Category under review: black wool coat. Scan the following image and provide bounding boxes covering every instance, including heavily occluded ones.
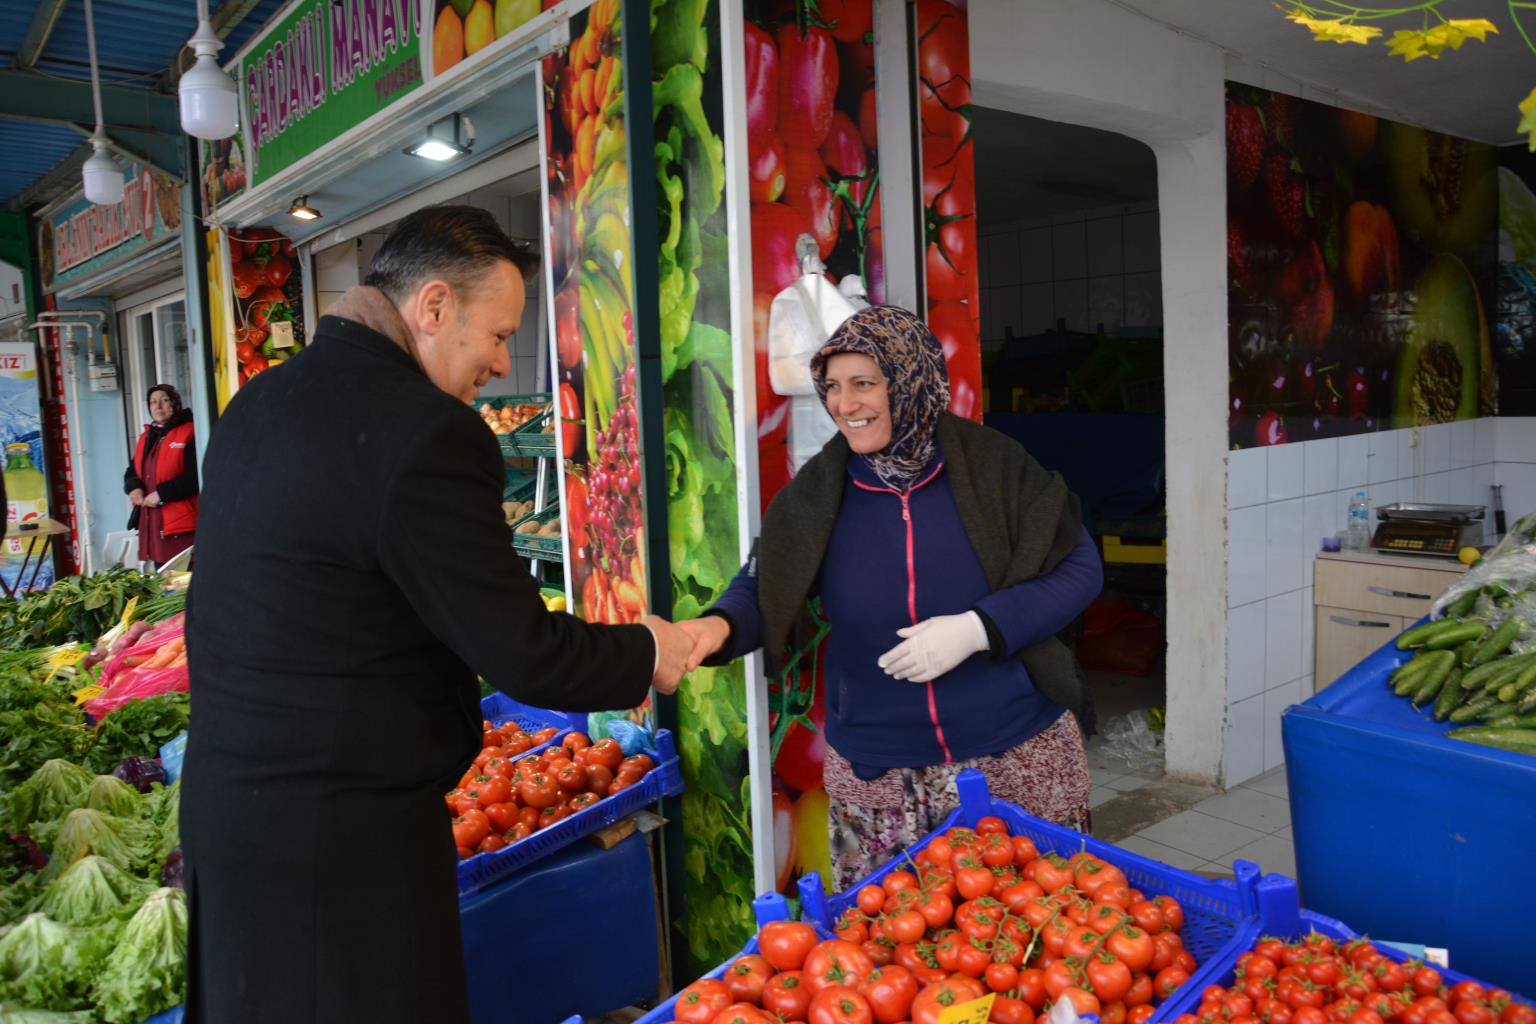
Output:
[181,315,653,1023]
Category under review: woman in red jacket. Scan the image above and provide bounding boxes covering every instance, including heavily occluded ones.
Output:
[124,384,198,566]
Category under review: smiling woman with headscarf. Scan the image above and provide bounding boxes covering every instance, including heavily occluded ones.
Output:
[681,306,1104,886]
[124,383,198,567]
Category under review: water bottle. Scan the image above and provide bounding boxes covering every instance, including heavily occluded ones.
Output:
[1346,491,1371,551]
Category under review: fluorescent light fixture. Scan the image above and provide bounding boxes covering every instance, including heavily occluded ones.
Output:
[178,5,239,140]
[288,195,321,221]
[82,131,124,206]
[405,114,474,161]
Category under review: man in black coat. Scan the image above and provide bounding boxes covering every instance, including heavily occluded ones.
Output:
[182,206,692,1023]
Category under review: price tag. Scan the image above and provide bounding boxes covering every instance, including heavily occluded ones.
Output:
[938,993,996,1024]
[72,684,107,706]
[271,321,295,349]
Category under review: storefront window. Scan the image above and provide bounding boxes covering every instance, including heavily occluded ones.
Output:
[121,295,190,442]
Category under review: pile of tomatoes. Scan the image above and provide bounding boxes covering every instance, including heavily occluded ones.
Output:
[664,816,1199,1024]
[445,722,655,860]
[1174,934,1533,1024]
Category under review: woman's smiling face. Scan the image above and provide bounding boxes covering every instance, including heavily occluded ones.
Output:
[821,352,891,454]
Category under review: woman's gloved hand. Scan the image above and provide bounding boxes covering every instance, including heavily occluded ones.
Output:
[878,611,989,682]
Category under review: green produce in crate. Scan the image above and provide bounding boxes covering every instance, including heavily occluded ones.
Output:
[1413,663,1458,707]
[1423,622,1486,650]
[1449,693,1501,722]
[1466,618,1521,666]
[1433,677,1463,720]
[1395,618,1470,649]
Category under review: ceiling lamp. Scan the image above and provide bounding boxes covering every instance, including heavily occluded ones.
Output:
[405,114,474,161]
[80,0,122,206]
[178,0,239,140]
[288,196,321,221]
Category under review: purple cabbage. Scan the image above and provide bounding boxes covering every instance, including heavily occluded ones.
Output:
[111,756,166,793]
[160,846,184,890]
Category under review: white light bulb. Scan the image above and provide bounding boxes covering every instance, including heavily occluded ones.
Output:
[82,139,123,206]
[178,20,239,140]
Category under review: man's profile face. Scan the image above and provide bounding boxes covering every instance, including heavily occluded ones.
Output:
[416,260,525,404]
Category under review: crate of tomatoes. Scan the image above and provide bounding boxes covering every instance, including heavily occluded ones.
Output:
[1176,874,1531,1024]
[450,727,682,896]
[787,769,1265,1024]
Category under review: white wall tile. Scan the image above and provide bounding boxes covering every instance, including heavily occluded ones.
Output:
[1020,228,1052,284]
[1123,272,1162,327]
[1053,279,1088,332]
[1019,283,1054,336]
[1303,438,1338,495]
[1474,463,1497,508]
[1225,694,1266,786]
[1268,444,1304,502]
[1086,217,1124,277]
[1422,471,1451,504]
[1451,420,1478,468]
[1300,587,1316,684]
[1368,430,1398,484]
[1476,418,1498,464]
[986,231,1021,290]
[1339,434,1369,489]
[1266,499,1304,597]
[1449,467,1478,505]
[1052,222,1088,279]
[1227,600,1268,704]
[1229,448,1267,510]
[1122,211,1160,273]
[1265,590,1304,689]
[1369,481,1399,531]
[1395,428,1417,481]
[1228,505,1268,608]
[1263,678,1306,772]
[1302,494,1338,586]
[1496,417,1536,464]
[1496,463,1536,528]
[1423,423,1451,475]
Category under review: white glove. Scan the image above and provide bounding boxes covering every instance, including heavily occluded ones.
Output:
[878,611,990,683]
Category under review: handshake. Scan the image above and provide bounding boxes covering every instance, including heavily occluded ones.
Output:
[640,614,733,694]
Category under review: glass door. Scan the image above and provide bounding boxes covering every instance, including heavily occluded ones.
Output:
[120,294,190,446]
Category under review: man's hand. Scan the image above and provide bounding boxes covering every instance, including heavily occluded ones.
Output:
[878,611,989,683]
[678,616,731,672]
[129,489,145,508]
[642,615,693,694]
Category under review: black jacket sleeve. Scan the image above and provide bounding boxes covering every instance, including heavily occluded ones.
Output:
[376,408,655,713]
[155,437,199,503]
[124,456,145,495]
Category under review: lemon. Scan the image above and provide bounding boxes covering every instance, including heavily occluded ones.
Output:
[1458,546,1481,566]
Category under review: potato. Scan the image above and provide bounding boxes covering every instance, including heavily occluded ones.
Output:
[539,521,562,537]
[516,521,540,535]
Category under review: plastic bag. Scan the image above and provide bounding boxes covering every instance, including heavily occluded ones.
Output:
[1429,512,1536,654]
[84,665,189,719]
[1100,708,1164,775]
[96,623,185,688]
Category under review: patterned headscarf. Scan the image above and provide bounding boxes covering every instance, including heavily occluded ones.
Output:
[811,305,950,491]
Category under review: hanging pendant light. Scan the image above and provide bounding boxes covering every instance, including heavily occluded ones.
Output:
[80,0,123,206]
[178,0,239,140]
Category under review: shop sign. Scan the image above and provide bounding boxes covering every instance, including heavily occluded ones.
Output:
[37,163,181,294]
[239,0,425,188]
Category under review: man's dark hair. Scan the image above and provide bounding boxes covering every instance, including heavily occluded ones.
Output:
[364,205,538,303]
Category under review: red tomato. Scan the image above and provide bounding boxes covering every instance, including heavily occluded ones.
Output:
[712,1002,773,1024]
[1061,988,1104,1016]
[772,788,798,892]
[861,966,920,1024]
[858,87,878,150]
[743,22,779,139]
[483,802,520,833]
[557,381,583,458]
[231,260,262,298]
[588,738,623,769]
[1154,897,1186,932]
[1126,973,1154,1008]
[749,130,788,205]
[783,143,839,259]
[235,340,256,364]
[555,283,581,370]
[810,986,875,1024]
[751,202,812,296]
[764,971,813,1020]
[915,0,971,138]
[516,773,559,810]
[804,940,877,995]
[987,962,1020,994]
[451,809,490,848]
[725,954,774,1005]
[1088,955,1135,1005]
[994,995,1036,1024]
[916,890,954,928]
[775,24,838,147]
[476,833,506,854]
[264,253,292,287]
[912,976,988,1024]
[1156,967,1192,999]
[819,0,873,44]
[1128,1005,1156,1024]
[1030,855,1075,894]
[760,920,821,972]
[821,111,868,180]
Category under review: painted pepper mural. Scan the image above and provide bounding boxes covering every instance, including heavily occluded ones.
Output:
[1227,84,1498,448]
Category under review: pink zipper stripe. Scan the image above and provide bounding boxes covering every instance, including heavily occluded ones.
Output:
[856,465,952,763]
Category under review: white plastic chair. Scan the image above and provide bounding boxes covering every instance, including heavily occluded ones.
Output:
[102,530,141,569]
[160,545,193,574]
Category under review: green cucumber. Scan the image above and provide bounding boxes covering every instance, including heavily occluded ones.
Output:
[1397,618,1474,650]
[1433,678,1464,721]
[1446,590,1480,619]
[1450,693,1501,723]
[1467,619,1522,666]
[1447,726,1536,755]
[1424,623,1488,650]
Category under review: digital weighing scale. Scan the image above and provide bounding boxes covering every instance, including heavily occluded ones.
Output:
[1370,503,1485,557]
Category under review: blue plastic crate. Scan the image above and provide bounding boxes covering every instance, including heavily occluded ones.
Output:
[456,728,682,896]
[479,691,571,755]
[636,893,835,1024]
[799,769,1263,1022]
[137,1006,184,1024]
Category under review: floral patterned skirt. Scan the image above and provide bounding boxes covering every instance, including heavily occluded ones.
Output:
[822,712,1093,891]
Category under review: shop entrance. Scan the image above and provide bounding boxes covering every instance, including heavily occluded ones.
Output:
[118,293,192,446]
[971,108,1168,795]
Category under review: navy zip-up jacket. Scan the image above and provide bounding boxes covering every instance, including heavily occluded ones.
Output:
[709,449,1103,771]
